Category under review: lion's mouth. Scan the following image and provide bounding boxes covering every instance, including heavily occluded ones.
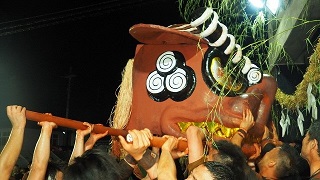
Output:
[177,121,239,138]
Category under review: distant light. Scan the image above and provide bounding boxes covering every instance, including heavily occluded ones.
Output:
[63,131,66,134]
[266,0,280,14]
[249,0,264,9]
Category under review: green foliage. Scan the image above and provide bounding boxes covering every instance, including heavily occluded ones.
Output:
[177,0,320,139]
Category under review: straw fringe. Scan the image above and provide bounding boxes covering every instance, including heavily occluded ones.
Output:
[111,59,134,129]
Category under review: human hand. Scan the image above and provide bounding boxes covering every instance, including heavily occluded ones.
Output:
[240,108,255,132]
[119,128,153,160]
[186,126,206,140]
[37,113,57,130]
[161,135,178,152]
[248,143,261,160]
[38,121,57,130]
[88,124,109,142]
[162,135,188,159]
[76,122,93,139]
[85,124,108,150]
[6,105,26,129]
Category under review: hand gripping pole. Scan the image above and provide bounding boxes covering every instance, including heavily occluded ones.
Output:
[25,110,188,152]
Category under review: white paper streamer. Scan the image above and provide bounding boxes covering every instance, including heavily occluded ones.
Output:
[286,111,291,127]
[296,107,304,136]
[312,101,318,120]
[279,110,289,137]
[307,83,317,121]
[307,83,313,112]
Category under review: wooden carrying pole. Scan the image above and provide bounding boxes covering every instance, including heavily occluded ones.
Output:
[25,110,188,151]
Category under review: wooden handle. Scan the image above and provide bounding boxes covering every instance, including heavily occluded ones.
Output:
[25,110,188,151]
[25,110,128,136]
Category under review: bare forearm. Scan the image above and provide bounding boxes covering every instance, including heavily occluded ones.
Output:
[28,128,52,180]
[231,133,243,147]
[84,139,95,151]
[145,163,158,180]
[158,150,176,180]
[0,127,25,179]
[186,126,205,163]
[135,149,158,179]
[69,136,85,164]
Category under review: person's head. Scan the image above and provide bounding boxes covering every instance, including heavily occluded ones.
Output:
[208,140,247,179]
[301,120,320,161]
[63,148,123,180]
[45,160,66,180]
[260,139,276,158]
[253,140,277,166]
[21,160,66,180]
[186,161,234,180]
[258,143,300,179]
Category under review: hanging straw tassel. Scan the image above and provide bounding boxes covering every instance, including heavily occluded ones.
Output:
[110,59,134,129]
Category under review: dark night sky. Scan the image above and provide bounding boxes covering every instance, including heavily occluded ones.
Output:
[0,0,311,131]
[0,0,184,127]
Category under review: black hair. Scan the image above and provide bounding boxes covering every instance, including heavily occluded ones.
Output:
[260,142,276,157]
[45,160,67,180]
[275,143,301,180]
[203,161,235,180]
[63,148,123,180]
[307,120,320,155]
[211,140,247,180]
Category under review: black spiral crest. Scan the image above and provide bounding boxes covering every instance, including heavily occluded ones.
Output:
[146,51,196,102]
[156,51,185,76]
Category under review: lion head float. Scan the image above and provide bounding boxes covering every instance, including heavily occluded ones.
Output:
[111,7,277,157]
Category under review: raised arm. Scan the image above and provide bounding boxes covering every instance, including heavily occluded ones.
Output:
[119,128,158,179]
[184,125,206,176]
[231,108,255,147]
[186,126,205,164]
[68,122,92,165]
[27,121,57,180]
[0,105,26,179]
[84,124,108,151]
[158,135,186,180]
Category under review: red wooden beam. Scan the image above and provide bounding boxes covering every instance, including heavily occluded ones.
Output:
[25,110,188,151]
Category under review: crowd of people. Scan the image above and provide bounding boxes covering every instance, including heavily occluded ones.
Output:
[0,105,319,179]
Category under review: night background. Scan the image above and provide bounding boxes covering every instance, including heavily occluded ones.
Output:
[0,0,184,127]
[0,1,319,177]
[0,0,317,142]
